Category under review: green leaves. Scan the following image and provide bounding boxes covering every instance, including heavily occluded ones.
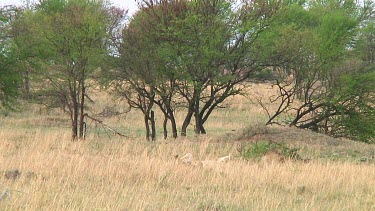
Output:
[256,0,374,142]
[0,7,21,109]
[0,48,20,109]
[37,0,67,14]
[333,71,375,142]
[29,0,111,73]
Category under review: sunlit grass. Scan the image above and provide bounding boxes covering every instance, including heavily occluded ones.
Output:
[0,83,374,210]
[0,131,375,210]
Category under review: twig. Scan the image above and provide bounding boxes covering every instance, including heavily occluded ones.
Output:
[85,114,128,138]
[254,95,271,119]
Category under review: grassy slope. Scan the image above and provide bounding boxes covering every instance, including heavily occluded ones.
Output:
[0,83,374,210]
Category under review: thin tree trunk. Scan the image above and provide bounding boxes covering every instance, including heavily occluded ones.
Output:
[181,90,198,137]
[199,121,206,134]
[163,113,168,140]
[169,112,178,139]
[150,110,156,141]
[72,83,78,141]
[194,97,201,134]
[181,107,194,137]
[68,94,75,141]
[72,105,78,141]
[144,114,150,141]
[79,79,85,139]
[71,119,78,141]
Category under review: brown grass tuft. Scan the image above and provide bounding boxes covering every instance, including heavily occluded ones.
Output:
[260,150,285,164]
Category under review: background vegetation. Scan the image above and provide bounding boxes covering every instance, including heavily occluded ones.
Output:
[1,0,373,142]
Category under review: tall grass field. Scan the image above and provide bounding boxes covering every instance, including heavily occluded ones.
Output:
[1,83,374,210]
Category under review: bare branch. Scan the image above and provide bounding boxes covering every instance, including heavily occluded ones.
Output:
[85,114,128,138]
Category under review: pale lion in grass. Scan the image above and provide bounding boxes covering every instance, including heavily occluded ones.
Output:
[177,153,231,168]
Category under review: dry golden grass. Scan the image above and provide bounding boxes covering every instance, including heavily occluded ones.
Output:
[0,83,374,210]
[1,131,375,210]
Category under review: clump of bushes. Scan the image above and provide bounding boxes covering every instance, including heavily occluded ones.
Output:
[240,140,301,160]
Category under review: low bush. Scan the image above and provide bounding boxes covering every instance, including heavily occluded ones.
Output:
[240,140,300,160]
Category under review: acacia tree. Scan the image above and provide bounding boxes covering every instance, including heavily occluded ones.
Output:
[256,0,375,142]
[118,0,279,139]
[173,0,279,135]
[117,0,187,140]
[17,0,116,140]
[116,12,160,141]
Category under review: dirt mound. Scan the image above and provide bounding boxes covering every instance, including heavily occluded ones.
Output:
[235,124,375,161]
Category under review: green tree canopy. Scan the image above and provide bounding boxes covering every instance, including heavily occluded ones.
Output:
[0,6,21,109]
[15,0,123,140]
[255,0,374,142]
[117,0,280,139]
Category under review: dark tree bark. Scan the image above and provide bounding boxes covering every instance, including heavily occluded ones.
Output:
[150,110,156,141]
[71,80,79,141]
[162,113,168,139]
[79,78,86,139]
[144,114,151,141]
[155,94,178,139]
[181,100,195,137]
[169,110,178,138]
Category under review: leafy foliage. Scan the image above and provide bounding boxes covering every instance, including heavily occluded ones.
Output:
[0,45,20,109]
[255,0,374,142]
[13,0,124,140]
[2,0,373,143]
[0,7,20,109]
[328,70,375,142]
[118,0,280,138]
[240,141,300,160]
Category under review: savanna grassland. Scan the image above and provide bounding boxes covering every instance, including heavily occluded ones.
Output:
[1,83,375,210]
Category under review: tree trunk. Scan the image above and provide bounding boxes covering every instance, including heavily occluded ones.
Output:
[72,85,79,141]
[72,107,78,141]
[71,119,78,141]
[150,110,156,141]
[194,97,201,134]
[144,114,150,141]
[155,99,177,139]
[79,79,85,139]
[199,120,206,134]
[195,116,206,134]
[163,113,168,140]
[181,107,194,137]
[181,90,198,137]
[169,112,178,139]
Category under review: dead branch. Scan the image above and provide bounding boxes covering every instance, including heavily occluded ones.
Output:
[265,81,295,125]
[255,95,271,119]
[85,114,128,138]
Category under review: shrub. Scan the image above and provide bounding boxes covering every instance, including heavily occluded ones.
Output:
[240,140,300,160]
